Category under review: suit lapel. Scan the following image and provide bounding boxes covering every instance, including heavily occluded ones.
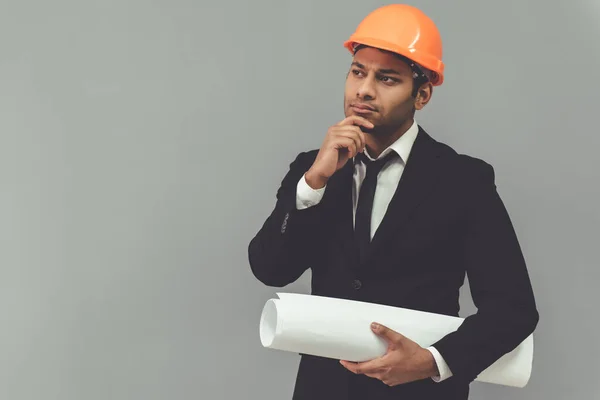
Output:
[322,159,360,268]
[365,127,445,264]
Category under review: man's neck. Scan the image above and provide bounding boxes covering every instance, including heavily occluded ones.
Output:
[365,119,414,158]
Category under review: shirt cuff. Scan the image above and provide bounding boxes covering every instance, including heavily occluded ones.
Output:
[427,346,453,383]
[296,173,326,210]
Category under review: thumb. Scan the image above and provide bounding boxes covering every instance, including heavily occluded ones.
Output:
[371,322,405,345]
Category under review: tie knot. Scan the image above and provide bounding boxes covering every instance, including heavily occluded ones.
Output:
[356,151,397,175]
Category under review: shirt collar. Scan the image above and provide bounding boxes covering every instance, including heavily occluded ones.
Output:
[362,119,419,164]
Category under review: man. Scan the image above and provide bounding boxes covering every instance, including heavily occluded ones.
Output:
[248,4,539,400]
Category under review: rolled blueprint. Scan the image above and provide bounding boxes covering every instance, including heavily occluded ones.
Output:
[259,293,534,388]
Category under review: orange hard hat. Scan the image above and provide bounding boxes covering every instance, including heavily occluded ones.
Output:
[343,4,444,86]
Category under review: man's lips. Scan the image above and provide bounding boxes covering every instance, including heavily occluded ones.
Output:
[350,103,377,112]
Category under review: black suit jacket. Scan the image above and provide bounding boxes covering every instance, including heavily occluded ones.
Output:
[248,127,539,400]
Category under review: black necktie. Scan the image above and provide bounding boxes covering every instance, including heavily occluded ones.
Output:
[354,151,397,264]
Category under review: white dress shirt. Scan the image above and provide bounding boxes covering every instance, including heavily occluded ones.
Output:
[295,119,453,382]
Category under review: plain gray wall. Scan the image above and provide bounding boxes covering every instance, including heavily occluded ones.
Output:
[1,0,598,399]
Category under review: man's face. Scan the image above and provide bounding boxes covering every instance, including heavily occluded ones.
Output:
[344,46,420,135]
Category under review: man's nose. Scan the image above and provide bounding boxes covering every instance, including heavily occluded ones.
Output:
[356,76,376,100]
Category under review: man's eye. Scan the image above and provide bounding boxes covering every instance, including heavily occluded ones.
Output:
[379,76,396,83]
[352,69,364,76]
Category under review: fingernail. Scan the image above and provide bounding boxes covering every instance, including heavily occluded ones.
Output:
[371,323,379,331]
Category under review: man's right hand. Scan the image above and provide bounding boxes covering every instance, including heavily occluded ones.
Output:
[305,116,373,189]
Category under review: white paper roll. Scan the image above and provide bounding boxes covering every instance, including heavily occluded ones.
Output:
[259,292,534,388]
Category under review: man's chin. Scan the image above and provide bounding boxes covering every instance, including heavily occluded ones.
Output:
[344,109,380,134]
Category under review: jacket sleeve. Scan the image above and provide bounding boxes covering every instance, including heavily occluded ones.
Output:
[432,161,539,383]
[248,151,329,287]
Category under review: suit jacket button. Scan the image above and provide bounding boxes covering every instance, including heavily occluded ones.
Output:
[281,212,289,233]
[352,279,362,290]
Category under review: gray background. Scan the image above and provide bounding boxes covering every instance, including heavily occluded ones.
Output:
[1,0,598,399]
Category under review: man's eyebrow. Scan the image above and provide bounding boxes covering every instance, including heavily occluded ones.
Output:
[351,62,403,76]
[378,68,403,75]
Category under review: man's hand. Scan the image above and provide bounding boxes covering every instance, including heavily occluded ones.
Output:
[339,323,439,387]
[305,116,373,189]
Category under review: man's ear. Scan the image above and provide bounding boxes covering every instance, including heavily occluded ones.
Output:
[415,82,433,110]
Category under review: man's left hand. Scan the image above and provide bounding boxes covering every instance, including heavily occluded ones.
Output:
[339,322,439,387]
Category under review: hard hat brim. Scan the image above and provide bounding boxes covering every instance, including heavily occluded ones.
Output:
[343,36,444,86]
